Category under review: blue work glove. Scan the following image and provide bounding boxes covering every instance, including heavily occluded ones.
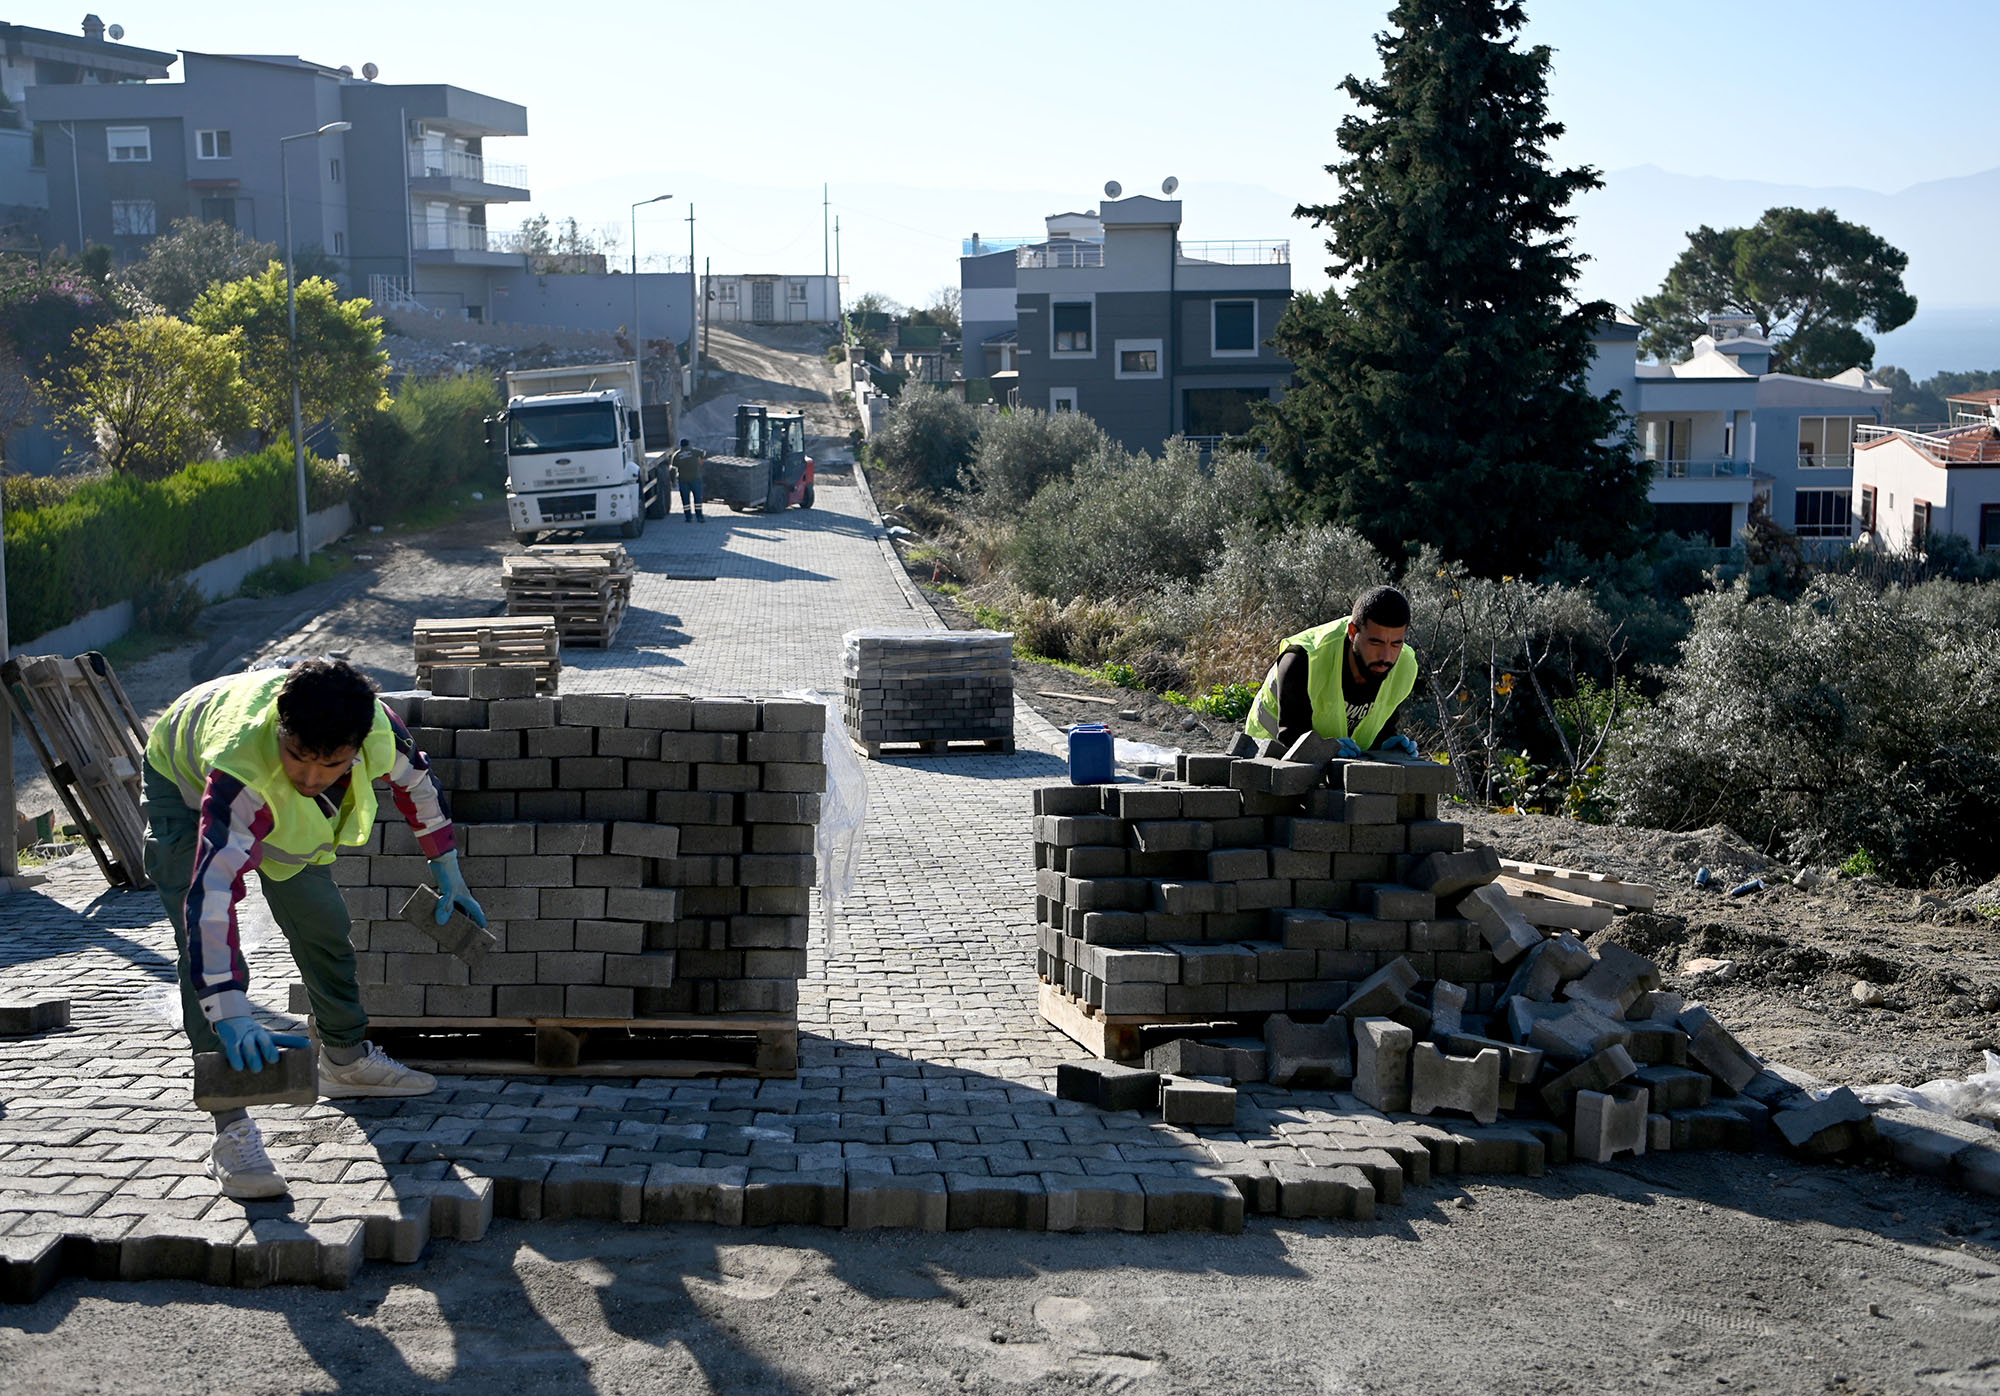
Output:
[215,1015,310,1072]
[429,850,487,928]
[1377,734,1419,757]
[1335,738,1364,759]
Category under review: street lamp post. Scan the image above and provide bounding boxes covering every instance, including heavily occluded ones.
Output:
[281,120,352,565]
[629,193,672,388]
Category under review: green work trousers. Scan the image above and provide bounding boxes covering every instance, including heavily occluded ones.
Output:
[143,761,367,1057]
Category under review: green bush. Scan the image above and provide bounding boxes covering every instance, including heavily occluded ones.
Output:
[347,374,501,520]
[3,441,349,641]
[1603,575,2000,881]
[869,384,981,494]
[957,409,1109,516]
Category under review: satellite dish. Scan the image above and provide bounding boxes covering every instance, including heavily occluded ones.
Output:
[1161,176,1179,196]
[362,61,380,80]
[338,65,354,76]
[1103,180,1121,199]
[107,22,123,39]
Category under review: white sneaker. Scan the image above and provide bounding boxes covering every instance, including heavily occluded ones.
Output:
[318,1040,437,1099]
[209,1118,288,1200]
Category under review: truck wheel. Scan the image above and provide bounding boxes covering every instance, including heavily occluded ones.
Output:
[800,484,814,509]
[645,472,670,519]
[620,513,644,539]
[514,530,539,546]
[766,483,789,512]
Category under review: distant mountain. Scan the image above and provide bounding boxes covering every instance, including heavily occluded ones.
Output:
[1573,163,2000,312]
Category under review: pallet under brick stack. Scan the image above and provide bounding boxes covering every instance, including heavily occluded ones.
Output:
[502,544,633,648]
[843,628,1014,758]
[1036,750,1813,1169]
[297,667,825,1078]
[413,616,561,694]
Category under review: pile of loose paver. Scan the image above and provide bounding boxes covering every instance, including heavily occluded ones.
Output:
[841,629,1014,756]
[1037,749,1896,1179]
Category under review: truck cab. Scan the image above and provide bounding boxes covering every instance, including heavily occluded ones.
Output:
[489,360,671,544]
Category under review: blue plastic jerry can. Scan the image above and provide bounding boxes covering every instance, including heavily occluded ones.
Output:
[1067,723,1114,785]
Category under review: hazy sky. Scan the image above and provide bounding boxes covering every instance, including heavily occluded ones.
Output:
[50,0,2000,307]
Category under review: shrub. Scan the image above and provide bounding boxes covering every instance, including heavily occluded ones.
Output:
[1010,441,1223,602]
[3,442,349,641]
[869,384,981,493]
[1603,575,2000,881]
[47,315,249,479]
[347,374,501,520]
[957,409,1108,516]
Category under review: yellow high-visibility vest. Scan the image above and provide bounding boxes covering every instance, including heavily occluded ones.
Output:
[1244,620,1418,748]
[146,670,394,879]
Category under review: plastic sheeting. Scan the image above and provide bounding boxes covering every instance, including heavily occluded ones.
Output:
[789,689,869,953]
[1854,1051,2000,1126]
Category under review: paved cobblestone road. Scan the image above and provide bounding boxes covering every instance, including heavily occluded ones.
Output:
[6,470,2000,1393]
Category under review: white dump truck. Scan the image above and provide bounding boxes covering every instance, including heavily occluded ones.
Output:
[488,361,672,544]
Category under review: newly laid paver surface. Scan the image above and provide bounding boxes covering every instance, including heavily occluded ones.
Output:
[0,477,1751,1290]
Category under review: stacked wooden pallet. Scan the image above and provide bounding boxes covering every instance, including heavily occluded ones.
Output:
[1496,859,1657,934]
[502,545,633,648]
[1,652,150,889]
[412,616,561,694]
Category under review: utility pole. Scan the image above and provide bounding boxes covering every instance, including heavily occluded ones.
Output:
[835,215,841,278]
[702,255,711,366]
[823,183,829,277]
[687,202,698,382]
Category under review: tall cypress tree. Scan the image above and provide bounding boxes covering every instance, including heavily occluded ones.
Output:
[1259,0,1650,576]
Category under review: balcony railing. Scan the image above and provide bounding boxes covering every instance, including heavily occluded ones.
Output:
[1856,421,2000,465]
[1648,456,1747,480]
[1178,239,1290,266]
[1796,452,1853,470]
[963,235,1043,256]
[411,221,490,252]
[407,148,528,188]
[1016,242,1105,269]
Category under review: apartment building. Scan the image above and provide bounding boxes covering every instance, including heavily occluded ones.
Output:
[959,192,1292,453]
[1850,390,2000,553]
[1589,314,1890,547]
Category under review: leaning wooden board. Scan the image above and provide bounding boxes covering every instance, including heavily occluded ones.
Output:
[1498,859,1657,910]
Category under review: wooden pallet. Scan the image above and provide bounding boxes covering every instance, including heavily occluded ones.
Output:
[413,616,561,693]
[1498,858,1656,911]
[502,552,632,648]
[2,652,151,889]
[1036,980,1245,1064]
[855,736,1015,760]
[352,1013,798,1078]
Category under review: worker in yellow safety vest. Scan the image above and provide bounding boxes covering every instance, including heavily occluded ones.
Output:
[1242,585,1422,758]
[143,657,485,1199]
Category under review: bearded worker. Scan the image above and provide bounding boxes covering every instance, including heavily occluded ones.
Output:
[143,657,486,1199]
[1241,585,1423,759]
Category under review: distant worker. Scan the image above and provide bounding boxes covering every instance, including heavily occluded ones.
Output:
[671,437,706,522]
[143,658,486,1199]
[1241,585,1422,759]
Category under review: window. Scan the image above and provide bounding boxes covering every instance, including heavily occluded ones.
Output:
[1050,388,1077,414]
[1213,299,1257,355]
[787,280,806,303]
[195,129,231,160]
[330,158,342,184]
[1983,504,2000,551]
[1115,338,1162,379]
[1797,415,1867,469]
[715,281,738,303]
[333,231,346,256]
[1793,488,1851,539]
[110,200,156,236]
[198,196,237,229]
[1913,499,1931,547]
[1858,485,1876,532]
[106,125,150,162]
[1052,302,1092,354]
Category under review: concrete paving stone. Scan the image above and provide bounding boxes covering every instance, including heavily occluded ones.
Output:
[117,1214,250,1285]
[1575,1087,1651,1164]
[0,996,70,1035]
[541,1163,646,1222]
[945,1173,1047,1230]
[236,1217,366,1290]
[1677,1004,1763,1093]
[1044,1173,1148,1232]
[1408,1044,1502,1125]
[0,1232,64,1303]
[845,1173,948,1230]
[191,1048,317,1111]
[1271,1163,1375,1220]
[742,1168,845,1226]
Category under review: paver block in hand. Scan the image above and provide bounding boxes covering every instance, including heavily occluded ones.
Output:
[399,885,500,966]
[192,1046,318,1110]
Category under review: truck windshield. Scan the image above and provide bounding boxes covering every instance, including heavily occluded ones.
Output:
[508,405,619,454]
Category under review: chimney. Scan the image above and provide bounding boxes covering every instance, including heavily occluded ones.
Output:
[81,13,105,41]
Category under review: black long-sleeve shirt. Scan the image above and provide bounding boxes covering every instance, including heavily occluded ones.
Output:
[1271,646,1409,750]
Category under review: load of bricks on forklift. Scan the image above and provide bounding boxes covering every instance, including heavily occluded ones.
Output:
[1037,751,1878,1163]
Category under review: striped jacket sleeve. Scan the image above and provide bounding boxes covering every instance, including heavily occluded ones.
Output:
[183,770,272,1024]
[381,704,456,859]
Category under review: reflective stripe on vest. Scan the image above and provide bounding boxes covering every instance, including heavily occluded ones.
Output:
[1243,621,1418,748]
[145,670,395,880]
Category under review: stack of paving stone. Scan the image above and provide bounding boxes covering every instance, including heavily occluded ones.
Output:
[842,628,1014,755]
[302,668,825,1024]
[1036,750,1813,1166]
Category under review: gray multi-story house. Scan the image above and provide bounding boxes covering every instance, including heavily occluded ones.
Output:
[0,15,175,240]
[24,44,695,343]
[959,192,1293,453]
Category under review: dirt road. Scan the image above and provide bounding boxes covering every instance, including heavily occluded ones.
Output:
[680,323,861,461]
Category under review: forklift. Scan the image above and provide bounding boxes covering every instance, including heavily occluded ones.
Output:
[700,405,816,512]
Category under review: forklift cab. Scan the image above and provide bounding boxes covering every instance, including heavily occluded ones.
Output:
[736,405,808,487]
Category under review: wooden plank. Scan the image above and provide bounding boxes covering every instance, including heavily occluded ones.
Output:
[1037,690,1116,705]
[1497,859,1657,910]
[1494,874,1613,909]
[1498,888,1616,933]
[355,1012,798,1080]
[3,655,150,889]
[1034,980,1237,1064]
